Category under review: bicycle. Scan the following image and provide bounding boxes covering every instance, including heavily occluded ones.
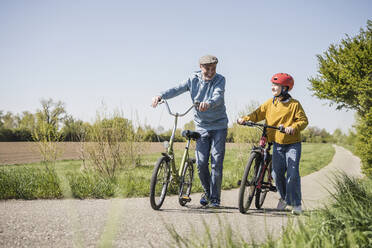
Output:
[237,121,285,214]
[150,99,200,210]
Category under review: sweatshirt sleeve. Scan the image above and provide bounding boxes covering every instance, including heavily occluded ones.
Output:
[242,100,268,123]
[206,76,225,109]
[291,102,308,133]
[160,79,190,100]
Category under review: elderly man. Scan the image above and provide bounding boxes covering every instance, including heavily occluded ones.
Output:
[151,55,228,207]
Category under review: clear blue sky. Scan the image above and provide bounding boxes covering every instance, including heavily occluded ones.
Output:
[0,0,371,133]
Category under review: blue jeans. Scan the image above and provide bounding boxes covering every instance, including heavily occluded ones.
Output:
[272,142,302,207]
[195,128,227,204]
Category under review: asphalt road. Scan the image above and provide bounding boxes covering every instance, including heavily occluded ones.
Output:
[0,145,362,248]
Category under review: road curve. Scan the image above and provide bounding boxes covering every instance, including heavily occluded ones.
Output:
[0,145,362,247]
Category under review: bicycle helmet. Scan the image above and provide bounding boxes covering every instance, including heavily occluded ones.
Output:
[270,73,294,91]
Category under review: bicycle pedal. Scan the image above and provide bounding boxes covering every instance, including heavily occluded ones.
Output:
[180,196,191,202]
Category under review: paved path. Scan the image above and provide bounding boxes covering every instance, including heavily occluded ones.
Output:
[0,145,362,247]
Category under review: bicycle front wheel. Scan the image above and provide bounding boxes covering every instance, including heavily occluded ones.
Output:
[255,161,270,209]
[150,156,171,210]
[178,161,194,206]
[238,152,261,213]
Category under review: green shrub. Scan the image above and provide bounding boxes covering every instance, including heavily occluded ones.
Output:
[273,174,372,248]
[67,171,116,199]
[355,113,372,177]
[0,167,63,199]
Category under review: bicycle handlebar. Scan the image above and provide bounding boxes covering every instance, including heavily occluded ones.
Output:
[159,99,199,117]
[242,121,285,133]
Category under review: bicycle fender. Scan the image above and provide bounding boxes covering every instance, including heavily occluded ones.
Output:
[250,148,262,154]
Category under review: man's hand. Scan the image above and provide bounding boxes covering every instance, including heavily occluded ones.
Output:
[279,125,294,135]
[198,102,210,112]
[151,96,162,108]
[237,118,245,125]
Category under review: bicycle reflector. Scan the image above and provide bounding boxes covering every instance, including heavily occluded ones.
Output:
[259,136,267,147]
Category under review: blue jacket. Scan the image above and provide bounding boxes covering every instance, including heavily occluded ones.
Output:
[160,71,228,131]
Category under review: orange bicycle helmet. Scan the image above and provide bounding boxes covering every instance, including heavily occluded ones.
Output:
[270,73,294,91]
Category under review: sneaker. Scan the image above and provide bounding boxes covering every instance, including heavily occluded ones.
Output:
[208,202,220,208]
[292,205,302,215]
[200,194,209,206]
[277,198,287,210]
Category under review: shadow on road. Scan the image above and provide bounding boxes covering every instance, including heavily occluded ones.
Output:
[158,204,239,214]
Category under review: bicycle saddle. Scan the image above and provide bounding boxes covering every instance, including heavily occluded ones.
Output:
[181,130,201,140]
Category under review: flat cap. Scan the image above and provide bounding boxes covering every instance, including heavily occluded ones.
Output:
[199,55,218,65]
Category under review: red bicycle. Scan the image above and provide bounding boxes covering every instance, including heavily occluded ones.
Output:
[238,121,285,214]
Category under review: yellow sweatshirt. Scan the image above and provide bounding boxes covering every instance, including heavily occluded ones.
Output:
[242,98,308,144]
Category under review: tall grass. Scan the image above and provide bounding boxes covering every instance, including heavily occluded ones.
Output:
[0,166,62,199]
[66,172,116,199]
[166,173,372,247]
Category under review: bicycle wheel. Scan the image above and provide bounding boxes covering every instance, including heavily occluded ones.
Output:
[150,156,171,210]
[238,152,261,213]
[255,160,271,209]
[178,161,194,206]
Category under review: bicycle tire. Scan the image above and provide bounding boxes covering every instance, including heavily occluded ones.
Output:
[178,161,194,206]
[238,152,261,213]
[150,156,170,210]
[255,160,270,209]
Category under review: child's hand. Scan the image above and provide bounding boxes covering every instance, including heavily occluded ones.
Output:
[280,125,294,135]
[237,118,245,125]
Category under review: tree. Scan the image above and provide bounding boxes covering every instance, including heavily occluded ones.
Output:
[36,98,67,128]
[33,99,67,165]
[2,111,16,129]
[309,20,372,176]
[183,120,195,131]
[62,116,86,141]
[18,111,36,131]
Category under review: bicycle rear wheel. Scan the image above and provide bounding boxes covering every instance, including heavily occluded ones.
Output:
[178,161,194,206]
[238,152,261,213]
[255,160,271,209]
[150,156,170,210]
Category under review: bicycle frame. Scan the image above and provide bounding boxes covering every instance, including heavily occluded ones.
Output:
[159,99,198,181]
[246,122,283,191]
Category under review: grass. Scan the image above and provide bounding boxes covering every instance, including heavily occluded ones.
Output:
[0,165,63,199]
[0,142,334,199]
[165,173,372,247]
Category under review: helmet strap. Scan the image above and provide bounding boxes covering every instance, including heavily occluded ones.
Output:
[273,87,291,104]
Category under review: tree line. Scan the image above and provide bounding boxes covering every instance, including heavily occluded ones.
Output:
[0,98,355,145]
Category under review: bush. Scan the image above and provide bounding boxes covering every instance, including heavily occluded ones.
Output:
[67,171,116,199]
[0,167,63,199]
[355,113,372,177]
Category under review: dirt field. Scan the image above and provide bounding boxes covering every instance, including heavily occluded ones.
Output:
[0,142,248,165]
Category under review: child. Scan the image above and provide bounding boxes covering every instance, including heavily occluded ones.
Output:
[237,73,308,214]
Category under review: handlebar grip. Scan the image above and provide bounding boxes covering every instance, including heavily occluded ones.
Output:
[243,121,254,126]
[279,126,285,133]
